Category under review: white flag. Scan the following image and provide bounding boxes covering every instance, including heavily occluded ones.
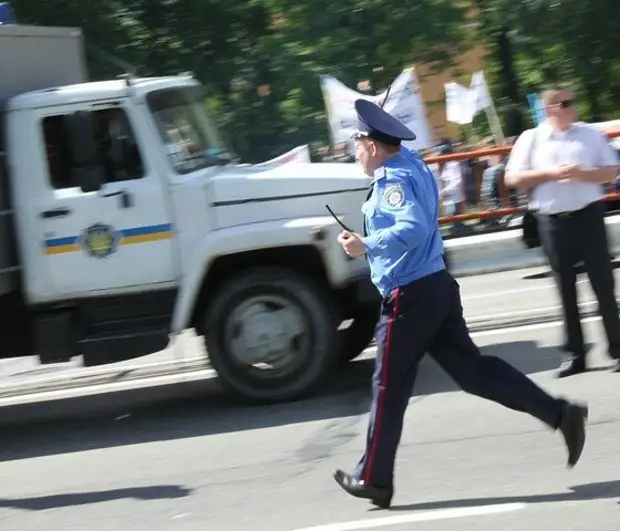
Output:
[470,71,492,114]
[320,67,432,151]
[444,82,474,125]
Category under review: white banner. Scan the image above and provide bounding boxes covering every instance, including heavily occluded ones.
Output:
[470,71,492,114]
[445,82,474,125]
[320,67,432,152]
[256,144,311,166]
[444,70,504,144]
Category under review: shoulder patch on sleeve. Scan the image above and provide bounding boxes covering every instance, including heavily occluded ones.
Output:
[383,183,405,207]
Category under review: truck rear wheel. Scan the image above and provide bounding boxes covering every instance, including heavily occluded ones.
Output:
[338,304,379,364]
[203,267,338,404]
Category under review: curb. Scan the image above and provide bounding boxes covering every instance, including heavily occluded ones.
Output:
[0,298,612,402]
[0,357,210,399]
[446,213,620,278]
[452,255,547,278]
[466,299,607,333]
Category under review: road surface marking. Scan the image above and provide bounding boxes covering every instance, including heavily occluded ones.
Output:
[463,279,587,301]
[291,503,526,531]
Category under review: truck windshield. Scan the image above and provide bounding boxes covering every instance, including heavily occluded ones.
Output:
[146,86,233,174]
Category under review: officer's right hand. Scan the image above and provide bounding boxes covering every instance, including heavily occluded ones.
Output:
[338,231,365,258]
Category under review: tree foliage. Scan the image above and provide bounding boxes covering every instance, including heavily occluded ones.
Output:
[9,0,620,158]
[476,0,620,134]
[11,0,469,160]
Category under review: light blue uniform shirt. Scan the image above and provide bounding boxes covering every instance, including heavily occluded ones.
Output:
[361,147,445,297]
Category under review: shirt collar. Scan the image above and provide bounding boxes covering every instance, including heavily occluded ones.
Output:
[372,151,403,182]
[372,167,386,182]
[539,120,577,139]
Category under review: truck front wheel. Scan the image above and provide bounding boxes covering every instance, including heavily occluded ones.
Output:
[203,267,338,404]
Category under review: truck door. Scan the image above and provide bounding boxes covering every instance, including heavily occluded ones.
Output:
[34,102,179,296]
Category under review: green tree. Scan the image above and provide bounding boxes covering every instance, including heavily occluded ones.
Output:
[475,0,620,132]
[12,0,472,161]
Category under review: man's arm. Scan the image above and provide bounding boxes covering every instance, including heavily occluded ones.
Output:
[573,129,620,183]
[573,166,620,183]
[504,129,558,188]
[505,168,558,189]
[362,170,427,256]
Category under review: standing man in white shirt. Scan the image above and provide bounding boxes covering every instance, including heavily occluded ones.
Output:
[505,85,620,378]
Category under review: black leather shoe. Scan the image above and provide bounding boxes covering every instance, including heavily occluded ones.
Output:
[559,402,588,468]
[610,359,620,373]
[333,469,393,509]
[557,358,587,378]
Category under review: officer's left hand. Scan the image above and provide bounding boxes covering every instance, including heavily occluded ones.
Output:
[337,231,365,257]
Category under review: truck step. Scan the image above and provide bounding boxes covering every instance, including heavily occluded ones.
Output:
[79,327,171,367]
[84,315,171,336]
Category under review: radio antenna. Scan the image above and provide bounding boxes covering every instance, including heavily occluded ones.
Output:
[380,84,393,108]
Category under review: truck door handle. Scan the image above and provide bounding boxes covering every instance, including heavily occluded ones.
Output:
[102,189,133,208]
[41,208,71,219]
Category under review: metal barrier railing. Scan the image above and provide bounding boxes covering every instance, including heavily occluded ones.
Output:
[427,129,620,225]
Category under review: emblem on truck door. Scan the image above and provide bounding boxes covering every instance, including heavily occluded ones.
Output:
[80,223,120,258]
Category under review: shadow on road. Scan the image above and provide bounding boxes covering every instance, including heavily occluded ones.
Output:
[0,339,571,462]
[388,479,620,512]
[0,485,191,510]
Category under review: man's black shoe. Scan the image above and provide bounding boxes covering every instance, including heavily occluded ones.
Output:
[559,402,588,468]
[558,358,587,378]
[333,469,393,509]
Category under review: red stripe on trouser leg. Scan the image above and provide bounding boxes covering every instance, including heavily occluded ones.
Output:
[363,288,400,484]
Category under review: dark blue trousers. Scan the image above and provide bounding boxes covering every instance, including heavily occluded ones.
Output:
[354,269,564,489]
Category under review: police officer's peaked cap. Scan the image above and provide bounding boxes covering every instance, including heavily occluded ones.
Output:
[353,99,416,146]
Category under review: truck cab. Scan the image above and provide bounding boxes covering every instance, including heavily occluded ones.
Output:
[0,22,379,403]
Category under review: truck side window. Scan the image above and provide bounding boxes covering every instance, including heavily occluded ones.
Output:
[42,108,145,190]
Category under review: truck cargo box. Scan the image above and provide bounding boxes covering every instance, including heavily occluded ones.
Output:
[0,24,87,103]
[0,24,87,296]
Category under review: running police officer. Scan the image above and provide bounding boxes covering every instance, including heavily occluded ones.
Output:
[333,99,588,509]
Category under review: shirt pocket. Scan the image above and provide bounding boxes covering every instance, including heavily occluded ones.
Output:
[570,140,594,167]
[364,203,394,232]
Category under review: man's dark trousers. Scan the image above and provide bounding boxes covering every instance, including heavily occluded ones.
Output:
[354,269,564,489]
[537,201,620,364]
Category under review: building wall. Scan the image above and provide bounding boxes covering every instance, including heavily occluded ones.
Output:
[416,45,488,141]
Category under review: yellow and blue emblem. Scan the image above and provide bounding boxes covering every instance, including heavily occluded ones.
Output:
[43,223,174,256]
[80,223,121,258]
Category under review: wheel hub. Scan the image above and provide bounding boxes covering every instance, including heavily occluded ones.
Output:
[226,295,308,373]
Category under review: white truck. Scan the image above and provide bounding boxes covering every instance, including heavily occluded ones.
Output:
[0,23,380,403]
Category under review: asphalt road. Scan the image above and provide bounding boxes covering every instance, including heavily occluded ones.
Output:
[3,263,619,384]
[0,317,618,530]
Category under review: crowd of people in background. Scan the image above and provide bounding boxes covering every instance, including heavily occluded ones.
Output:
[316,124,620,238]
[317,126,524,236]
[424,126,522,235]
